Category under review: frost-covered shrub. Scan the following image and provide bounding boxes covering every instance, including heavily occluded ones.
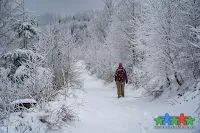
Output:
[0,50,57,132]
[0,68,17,121]
[14,65,55,102]
[1,49,44,79]
[38,104,78,132]
[40,24,83,90]
[0,49,55,103]
[187,26,200,119]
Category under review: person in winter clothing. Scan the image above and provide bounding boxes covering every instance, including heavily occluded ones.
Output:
[115,63,128,98]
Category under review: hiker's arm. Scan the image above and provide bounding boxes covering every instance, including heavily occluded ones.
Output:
[115,69,118,81]
[125,70,128,83]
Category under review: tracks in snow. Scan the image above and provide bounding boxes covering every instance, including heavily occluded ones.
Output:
[116,98,137,112]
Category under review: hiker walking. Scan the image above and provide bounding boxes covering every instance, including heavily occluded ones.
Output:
[115,63,128,98]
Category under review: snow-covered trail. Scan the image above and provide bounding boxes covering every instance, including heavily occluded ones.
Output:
[65,63,199,133]
[67,71,134,132]
[65,65,148,133]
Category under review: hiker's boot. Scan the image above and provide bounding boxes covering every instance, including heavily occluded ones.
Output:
[118,96,121,98]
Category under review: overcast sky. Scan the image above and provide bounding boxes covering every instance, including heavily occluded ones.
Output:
[26,0,104,16]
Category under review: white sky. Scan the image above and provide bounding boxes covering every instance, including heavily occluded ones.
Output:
[26,0,104,16]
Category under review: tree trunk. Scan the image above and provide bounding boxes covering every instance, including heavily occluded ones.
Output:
[174,72,182,86]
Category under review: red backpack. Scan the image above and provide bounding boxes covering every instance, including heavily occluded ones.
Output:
[116,68,125,82]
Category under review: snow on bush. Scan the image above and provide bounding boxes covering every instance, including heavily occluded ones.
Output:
[187,26,200,121]
[1,49,44,67]
[0,86,83,133]
[141,76,166,98]
[1,88,84,133]
[0,49,55,102]
[40,24,83,90]
[39,104,78,132]
[0,48,57,128]
[14,65,55,103]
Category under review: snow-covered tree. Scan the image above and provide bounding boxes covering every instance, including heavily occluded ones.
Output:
[106,0,149,86]
[15,20,38,49]
[40,23,82,91]
[0,0,20,52]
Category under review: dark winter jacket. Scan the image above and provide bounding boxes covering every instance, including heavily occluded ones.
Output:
[115,67,128,83]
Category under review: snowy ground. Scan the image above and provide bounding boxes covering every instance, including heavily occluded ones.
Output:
[64,63,200,133]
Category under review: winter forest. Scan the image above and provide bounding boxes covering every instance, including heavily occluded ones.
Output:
[0,0,200,133]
